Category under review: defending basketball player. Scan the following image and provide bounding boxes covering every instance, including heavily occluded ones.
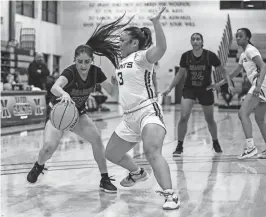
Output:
[207,28,266,159]
[27,15,133,193]
[162,33,233,156]
[104,7,180,210]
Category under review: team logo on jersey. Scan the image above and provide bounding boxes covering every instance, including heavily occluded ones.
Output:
[118,62,133,69]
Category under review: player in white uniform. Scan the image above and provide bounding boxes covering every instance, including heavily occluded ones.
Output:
[105,8,180,210]
[207,28,266,159]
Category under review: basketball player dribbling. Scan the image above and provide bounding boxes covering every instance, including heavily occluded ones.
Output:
[104,7,180,210]
[208,28,266,159]
[163,33,233,156]
[27,15,133,193]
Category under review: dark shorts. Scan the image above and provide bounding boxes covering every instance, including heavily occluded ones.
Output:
[183,88,214,106]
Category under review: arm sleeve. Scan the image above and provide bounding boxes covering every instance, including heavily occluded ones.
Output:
[209,51,221,67]
[61,68,73,83]
[246,47,261,60]
[95,67,107,84]
[179,53,187,68]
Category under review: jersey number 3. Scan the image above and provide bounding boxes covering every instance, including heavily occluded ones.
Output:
[117,72,124,85]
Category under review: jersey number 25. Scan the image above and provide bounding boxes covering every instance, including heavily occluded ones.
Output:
[117,72,124,85]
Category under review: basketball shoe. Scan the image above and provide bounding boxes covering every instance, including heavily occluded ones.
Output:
[156,189,180,210]
[120,168,149,187]
[27,161,47,183]
[257,150,266,159]
[173,142,183,156]
[213,140,223,153]
[100,176,117,193]
[238,146,258,159]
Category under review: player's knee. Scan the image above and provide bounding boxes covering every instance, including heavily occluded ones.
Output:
[255,113,264,125]
[238,109,245,120]
[205,115,215,124]
[90,134,102,147]
[180,114,190,123]
[144,145,161,161]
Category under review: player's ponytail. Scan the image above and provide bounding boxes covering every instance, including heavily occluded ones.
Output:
[140,27,153,49]
[84,13,133,69]
[124,26,153,50]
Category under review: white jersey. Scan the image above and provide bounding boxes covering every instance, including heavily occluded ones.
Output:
[115,50,155,111]
[238,44,263,83]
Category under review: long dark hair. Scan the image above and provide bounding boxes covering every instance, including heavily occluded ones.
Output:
[83,13,133,68]
[123,26,153,50]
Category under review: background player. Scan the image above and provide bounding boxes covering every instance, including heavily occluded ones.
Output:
[27,15,132,193]
[163,33,233,156]
[208,28,266,159]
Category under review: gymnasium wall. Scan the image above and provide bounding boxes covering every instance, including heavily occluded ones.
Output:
[2,1,63,74]
[60,0,266,102]
[1,1,9,42]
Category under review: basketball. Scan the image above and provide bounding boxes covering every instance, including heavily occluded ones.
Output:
[49,101,79,131]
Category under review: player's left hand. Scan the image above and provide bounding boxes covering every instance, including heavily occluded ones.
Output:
[228,85,235,94]
[206,83,220,91]
[253,85,261,97]
[149,7,166,22]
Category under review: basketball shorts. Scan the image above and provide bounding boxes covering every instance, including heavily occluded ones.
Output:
[183,88,214,106]
[248,78,266,102]
[115,102,166,143]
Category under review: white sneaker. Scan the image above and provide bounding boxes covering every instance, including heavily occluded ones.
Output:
[156,190,180,210]
[258,150,266,159]
[238,146,258,160]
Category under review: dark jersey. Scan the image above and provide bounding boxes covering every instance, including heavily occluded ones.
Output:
[50,64,107,110]
[180,49,221,88]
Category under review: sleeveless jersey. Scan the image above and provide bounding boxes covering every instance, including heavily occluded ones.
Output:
[115,50,154,111]
[181,49,220,89]
[50,64,106,111]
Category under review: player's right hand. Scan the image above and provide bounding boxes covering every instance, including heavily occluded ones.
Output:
[161,88,171,97]
[57,92,73,104]
[206,83,220,91]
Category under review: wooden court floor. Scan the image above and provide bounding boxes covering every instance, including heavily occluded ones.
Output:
[1,105,266,217]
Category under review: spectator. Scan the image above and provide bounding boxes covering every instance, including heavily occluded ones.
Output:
[28,52,50,90]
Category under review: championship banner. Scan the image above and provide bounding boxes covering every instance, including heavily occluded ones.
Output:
[1,92,47,127]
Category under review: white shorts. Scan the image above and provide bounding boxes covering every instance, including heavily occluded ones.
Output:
[248,78,266,102]
[115,102,166,143]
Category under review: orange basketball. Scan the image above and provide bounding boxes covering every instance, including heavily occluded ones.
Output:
[49,101,79,131]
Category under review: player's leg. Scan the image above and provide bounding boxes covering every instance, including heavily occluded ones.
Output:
[238,92,261,159]
[27,120,64,183]
[255,102,266,159]
[198,90,222,153]
[173,88,195,156]
[105,121,149,187]
[72,113,117,193]
[141,105,180,210]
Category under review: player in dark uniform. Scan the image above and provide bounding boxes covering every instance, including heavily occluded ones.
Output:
[26,15,132,193]
[163,33,233,156]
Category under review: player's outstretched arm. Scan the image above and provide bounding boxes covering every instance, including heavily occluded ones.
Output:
[146,7,167,64]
